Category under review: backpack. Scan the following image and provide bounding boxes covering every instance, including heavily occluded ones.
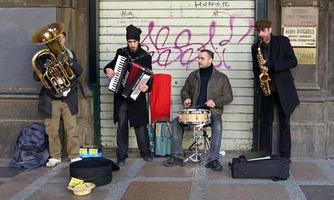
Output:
[10,122,50,171]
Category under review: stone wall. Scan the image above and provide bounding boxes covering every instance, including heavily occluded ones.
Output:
[269,0,334,158]
[0,0,94,158]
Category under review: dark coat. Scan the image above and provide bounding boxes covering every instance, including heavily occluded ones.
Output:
[34,49,83,118]
[181,66,233,115]
[252,35,299,116]
[104,46,152,127]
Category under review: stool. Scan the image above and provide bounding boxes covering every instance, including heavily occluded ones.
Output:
[184,124,211,163]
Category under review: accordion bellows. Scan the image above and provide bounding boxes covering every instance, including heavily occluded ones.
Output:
[109,55,152,101]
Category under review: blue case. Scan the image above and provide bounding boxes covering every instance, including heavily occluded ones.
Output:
[154,122,172,156]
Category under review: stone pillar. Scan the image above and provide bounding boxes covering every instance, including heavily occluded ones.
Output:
[267,0,334,157]
[0,0,93,158]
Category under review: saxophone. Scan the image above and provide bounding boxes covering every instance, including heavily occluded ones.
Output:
[257,41,271,96]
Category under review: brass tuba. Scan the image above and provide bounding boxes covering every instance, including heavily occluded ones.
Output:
[257,41,271,96]
[31,22,75,97]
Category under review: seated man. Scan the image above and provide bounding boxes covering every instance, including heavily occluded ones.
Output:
[162,49,233,171]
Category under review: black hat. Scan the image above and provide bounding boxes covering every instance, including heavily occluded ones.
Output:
[126,24,142,41]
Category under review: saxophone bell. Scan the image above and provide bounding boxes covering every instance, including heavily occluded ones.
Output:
[259,72,271,96]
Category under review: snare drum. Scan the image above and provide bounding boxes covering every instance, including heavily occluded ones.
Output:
[178,109,211,125]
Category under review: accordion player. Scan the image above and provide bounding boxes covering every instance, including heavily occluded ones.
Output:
[108,55,152,101]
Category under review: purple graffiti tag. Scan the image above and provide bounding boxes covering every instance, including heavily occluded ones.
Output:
[141,16,253,69]
[141,21,220,68]
[238,19,254,43]
[141,22,181,67]
[174,29,198,67]
[175,29,191,48]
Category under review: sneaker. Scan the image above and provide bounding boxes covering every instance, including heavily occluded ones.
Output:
[205,159,223,171]
[46,158,61,167]
[163,156,184,167]
[70,157,82,163]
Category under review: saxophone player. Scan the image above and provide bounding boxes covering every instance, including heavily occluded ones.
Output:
[251,19,299,162]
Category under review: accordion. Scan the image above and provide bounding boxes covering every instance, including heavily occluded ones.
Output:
[108,55,152,100]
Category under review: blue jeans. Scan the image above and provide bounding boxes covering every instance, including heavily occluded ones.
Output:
[171,112,223,162]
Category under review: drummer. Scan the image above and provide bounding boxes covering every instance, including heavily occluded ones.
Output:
[162,49,233,171]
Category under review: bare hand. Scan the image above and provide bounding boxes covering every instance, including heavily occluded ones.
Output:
[260,65,268,73]
[205,99,215,108]
[184,99,191,108]
[106,68,115,79]
[138,83,149,92]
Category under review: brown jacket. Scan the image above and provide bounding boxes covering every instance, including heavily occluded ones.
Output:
[181,67,233,115]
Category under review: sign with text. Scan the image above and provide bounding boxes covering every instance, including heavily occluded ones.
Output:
[282,7,318,27]
[283,27,316,47]
[293,48,316,65]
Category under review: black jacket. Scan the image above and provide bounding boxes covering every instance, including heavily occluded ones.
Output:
[104,46,152,127]
[34,49,83,118]
[252,35,299,116]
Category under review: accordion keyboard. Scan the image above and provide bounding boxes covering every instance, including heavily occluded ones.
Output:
[109,55,127,92]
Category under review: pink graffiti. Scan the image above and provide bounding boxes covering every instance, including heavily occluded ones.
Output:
[141,18,253,69]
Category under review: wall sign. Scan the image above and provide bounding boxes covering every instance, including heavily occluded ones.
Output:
[283,27,316,47]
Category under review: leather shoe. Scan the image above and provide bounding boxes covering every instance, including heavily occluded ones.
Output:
[205,159,223,171]
[117,159,126,166]
[281,155,292,163]
[163,156,184,167]
[143,153,153,162]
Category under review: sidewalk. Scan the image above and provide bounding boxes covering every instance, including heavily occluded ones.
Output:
[1,152,334,200]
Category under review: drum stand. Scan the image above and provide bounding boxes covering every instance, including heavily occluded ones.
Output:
[184,123,211,163]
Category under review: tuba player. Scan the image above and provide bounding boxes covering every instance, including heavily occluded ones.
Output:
[33,24,83,167]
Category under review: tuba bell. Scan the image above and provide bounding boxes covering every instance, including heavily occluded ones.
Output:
[257,40,271,96]
[31,22,75,97]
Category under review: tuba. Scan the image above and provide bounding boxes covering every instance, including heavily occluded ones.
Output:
[31,22,75,97]
[257,41,271,96]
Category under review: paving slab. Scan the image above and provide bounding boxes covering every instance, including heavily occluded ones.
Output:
[0,167,50,199]
[207,166,233,180]
[290,161,328,181]
[0,166,22,178]
[208,184,289,200]
[300,185,334,200]
[137,160,195,178]
[122,181,192,200]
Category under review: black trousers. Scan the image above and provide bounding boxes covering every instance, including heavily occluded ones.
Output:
[116,102,150,160]
[260,92,291,158]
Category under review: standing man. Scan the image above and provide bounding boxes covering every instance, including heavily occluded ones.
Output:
[104,24,153,165]
[252,19,299,161]
[163,49,233,171]
[33,26,83,167]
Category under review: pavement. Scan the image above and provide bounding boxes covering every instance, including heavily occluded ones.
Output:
[1,151,334,200]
